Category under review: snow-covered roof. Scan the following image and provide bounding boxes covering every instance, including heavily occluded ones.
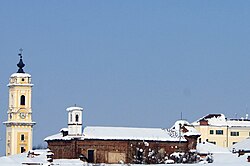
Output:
[196,142,230,154]
[230,137,250,151]
[172,120,190,129]
[192,113,250,127]
[83,126,185,141]
[60,128,69,132]
[66,107,83,112]
[171,120,200,136]
[182,126,201,136]
[44,132,80,141]
[192,114,227,126]
[10,73,31,78]
[0,149,84,166]
[1,150,48,165]
[45,126,186,142]
[227,120,250,127]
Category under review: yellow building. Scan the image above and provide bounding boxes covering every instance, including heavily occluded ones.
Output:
[192,114,250,148]
[3,51,36,156]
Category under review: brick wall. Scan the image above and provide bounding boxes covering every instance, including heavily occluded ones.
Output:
[47,139,189,163]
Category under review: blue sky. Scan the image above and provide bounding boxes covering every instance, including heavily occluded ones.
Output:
[1,1,250,155]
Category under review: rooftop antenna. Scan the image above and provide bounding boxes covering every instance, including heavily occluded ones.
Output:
[180,112,183,120]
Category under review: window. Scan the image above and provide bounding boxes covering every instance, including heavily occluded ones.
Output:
[208,141,216,145]
[210,130,214,134]
[20,95,25,105]
[70,113,73,122]
[11,94,14,107]
[232,142,237,145]
[231,132,239,136]
[21,147,26,153]
[87,150,95,163]
[216,130,223,135]
[22,78,25,81]
[75,114,79,122]
[21,134,25,141]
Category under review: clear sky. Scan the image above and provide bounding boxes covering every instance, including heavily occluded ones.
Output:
[1,0,250,155]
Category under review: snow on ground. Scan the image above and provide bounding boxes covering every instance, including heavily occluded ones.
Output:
[197,142,231,154]
[208,153,248,166]
[0,154,249,166]
[1,142,250,165]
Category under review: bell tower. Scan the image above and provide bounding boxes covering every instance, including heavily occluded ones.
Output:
[67,106,83,136]
[4,49,36,156]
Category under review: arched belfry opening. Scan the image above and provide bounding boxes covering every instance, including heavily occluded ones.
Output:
[75,114,79,122]
[20,95,25,105]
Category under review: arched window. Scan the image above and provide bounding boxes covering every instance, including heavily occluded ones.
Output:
[20,95,25,105]
[75,114,79,122]
[70,113,73,122]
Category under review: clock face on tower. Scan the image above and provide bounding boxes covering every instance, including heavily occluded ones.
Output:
[19,112,26,119]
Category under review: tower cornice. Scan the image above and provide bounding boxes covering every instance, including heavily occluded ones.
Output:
[7,83,34,87]
[3,121,36,127]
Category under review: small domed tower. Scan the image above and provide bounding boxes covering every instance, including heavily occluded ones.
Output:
[67,106,83,136]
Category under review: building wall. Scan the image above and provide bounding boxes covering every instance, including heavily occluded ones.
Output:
[195,125,228,147]
[6,125,33,155]
[228,127,250,146]
[194,125,250,147]
[184,135,199,150]
[47,139,189,164]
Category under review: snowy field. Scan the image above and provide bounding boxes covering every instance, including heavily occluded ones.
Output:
[1,142,250,165]
[0,153,249,166]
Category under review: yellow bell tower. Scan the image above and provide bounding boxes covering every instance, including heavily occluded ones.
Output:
[4,49,36,156]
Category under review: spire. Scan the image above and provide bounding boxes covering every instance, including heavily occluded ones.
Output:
[17,48,25,73]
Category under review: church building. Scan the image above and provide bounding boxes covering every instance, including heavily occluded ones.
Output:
[45,107,200,164]
[3,50,36,156]
[2,49,200,162]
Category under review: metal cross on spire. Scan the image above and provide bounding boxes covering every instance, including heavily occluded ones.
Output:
[17,48,25,73]
[19,48,23,58]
